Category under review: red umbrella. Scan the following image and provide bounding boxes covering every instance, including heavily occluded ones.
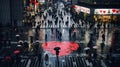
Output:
[5,56,11,61]
[14,50,20,55]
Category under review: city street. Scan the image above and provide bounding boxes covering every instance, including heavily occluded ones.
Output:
[0,1,120,67]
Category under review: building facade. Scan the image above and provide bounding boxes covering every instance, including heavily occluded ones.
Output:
[0,0,24,26]
[74,0,120,23]
[0,0,11,26]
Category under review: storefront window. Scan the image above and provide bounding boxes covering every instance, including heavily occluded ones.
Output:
[94,15,118,23]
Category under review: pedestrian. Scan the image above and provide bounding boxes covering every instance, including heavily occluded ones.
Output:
[44,54,49,66]
[35,25,40,40]
[14,50,21,63]
[5,55,12,67]
[100,42,105,53]
[87,40,93,49]
[23,41,29,52]
[97,23,100,30]
[28,29,34,44]
[93,49,97,59]
[38,53,42,62]
[34,42,39,55]
[102,33,105,42]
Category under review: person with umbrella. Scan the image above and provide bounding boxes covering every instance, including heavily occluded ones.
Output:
[54,47,61,67]
[44,54,49,67]
[13,49,21,62]
[93,46,98,59]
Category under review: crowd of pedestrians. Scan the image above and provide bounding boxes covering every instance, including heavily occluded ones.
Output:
[0,1,120,67]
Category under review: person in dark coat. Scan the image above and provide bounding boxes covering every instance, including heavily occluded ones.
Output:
[102,34,105,42]
[100,42,105,53]
[34,42,39,55]
[23,41,29,53]
[93,49,97,59]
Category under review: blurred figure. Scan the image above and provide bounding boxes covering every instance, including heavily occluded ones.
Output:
[100,42,105,53]
[35,25,40,40]
[23,41,29,53]
[44,54,49,66]
[13,50,21,63]
[33,41,39,55]
[18,40,24,52]
[87,40,94,49]
[102,33,105,42]
[93,49,97,59]
[4,55,12,67]
[28,29,34,44]
[16,34,20,42]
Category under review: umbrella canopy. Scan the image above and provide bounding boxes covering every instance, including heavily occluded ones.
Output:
[93,46,98,49]
[5,56,11,61]
[84,47,90,50]
[14,50,20,55]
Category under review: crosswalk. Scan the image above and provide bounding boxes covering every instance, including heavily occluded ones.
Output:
[4,52,107,67]
[41,54,107,67]
[13,56,42,67]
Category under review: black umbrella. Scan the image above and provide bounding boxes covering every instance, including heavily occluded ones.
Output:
[54,47,61,56]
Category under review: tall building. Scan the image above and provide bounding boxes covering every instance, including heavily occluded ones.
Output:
[0,0,11,26]
[0,0,24,26]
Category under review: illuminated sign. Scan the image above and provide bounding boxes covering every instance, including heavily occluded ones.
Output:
[94,9,120,14]
[38,0,45,3]
[74,5,90,14]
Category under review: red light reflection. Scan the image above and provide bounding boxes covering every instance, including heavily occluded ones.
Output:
[42,41,79,56]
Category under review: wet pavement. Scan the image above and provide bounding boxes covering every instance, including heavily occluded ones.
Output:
[0,1,120,67]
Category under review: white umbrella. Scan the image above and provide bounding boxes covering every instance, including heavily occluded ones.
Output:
[93,46,98,49]
[19,40,23,43]
[84,47,90,50]
[35,40,40,43]
[16,34,20,37]
[17,45,22,47]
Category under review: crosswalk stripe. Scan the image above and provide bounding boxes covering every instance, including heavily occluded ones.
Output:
[26,59,31,67]
[101,60,107,67]
[85,59,90,66]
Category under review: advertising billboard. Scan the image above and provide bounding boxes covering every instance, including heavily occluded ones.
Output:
[74,5,90,14]
[94,9,120,14]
